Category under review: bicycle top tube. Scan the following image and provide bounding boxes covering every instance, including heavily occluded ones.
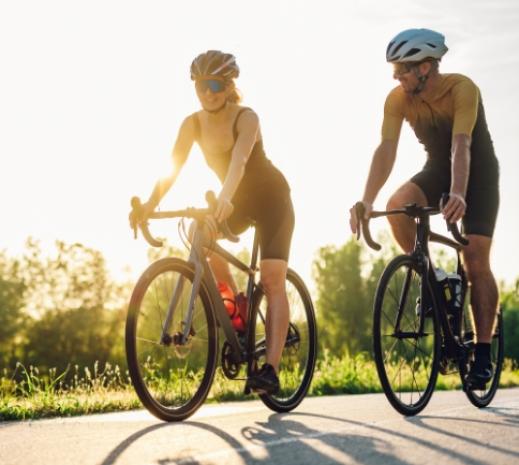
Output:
[130,190,239,248]
[355,194,469,252]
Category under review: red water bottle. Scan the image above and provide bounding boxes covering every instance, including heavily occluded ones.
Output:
[217,282,246,332]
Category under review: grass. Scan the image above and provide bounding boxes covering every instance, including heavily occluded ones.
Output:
[1,355,518,421]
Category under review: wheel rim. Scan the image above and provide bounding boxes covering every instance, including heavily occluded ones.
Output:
[376,261,437,410]
[131,265,215,413]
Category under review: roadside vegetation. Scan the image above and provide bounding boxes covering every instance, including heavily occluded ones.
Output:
[1,237,518,421]
[2,355,518,421]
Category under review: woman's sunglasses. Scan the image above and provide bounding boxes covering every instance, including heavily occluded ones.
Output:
[195,79,227,94]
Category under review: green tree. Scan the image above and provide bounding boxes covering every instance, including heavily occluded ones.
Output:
[501,279,519,365]
[19,240,129,372]
[313,239,371,356]
[0,251,27,367]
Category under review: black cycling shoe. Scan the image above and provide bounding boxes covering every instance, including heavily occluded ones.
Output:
[466,358,493,390]
[246,363,280,395]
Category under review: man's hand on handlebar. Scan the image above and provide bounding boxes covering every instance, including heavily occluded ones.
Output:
[441,192,466,224]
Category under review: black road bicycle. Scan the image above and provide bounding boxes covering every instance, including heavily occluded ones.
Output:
[126,193,317,421]
[355,196,504,416]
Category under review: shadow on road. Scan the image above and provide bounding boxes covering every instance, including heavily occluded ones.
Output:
[282,411,510,465]
[407,413,519,461]
[99,414,408,465]
[98,405,519,465]
[99,423,169,465]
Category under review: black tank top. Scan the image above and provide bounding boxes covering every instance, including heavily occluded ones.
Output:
[192,108,288,205]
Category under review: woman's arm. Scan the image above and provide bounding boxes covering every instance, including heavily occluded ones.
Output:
[145,115,196,210]
[214,110,259,222]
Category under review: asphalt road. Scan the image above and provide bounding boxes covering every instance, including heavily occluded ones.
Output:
[1,388,518,465]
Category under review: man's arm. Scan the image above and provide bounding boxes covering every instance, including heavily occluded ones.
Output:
[350,139,398,234]
[443,133,471,223]
[443,78,479,223]
[362,139,398,205]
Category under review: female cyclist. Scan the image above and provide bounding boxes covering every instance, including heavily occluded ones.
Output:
[131,50,295,394]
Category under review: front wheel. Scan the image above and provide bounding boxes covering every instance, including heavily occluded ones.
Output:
[460,310,504,408]
[126,258,217,421]
[373,255,441,416]
[250,268,317,412]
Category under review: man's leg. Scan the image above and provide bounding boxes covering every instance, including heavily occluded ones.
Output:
[462,235,499,344]
[462,234,498,385]
[386,182,428,253]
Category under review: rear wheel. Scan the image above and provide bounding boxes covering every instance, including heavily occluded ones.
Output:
[373,255,441,416]
[250,268,317,412]
[126,258,217,421]
[460,310,504,408]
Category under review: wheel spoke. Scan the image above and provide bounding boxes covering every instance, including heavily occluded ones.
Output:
[374,257,437,415]
[127,259,217,421]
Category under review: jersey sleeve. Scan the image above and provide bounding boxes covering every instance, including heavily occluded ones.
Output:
[452,78,479,136]
[381,89,404,141]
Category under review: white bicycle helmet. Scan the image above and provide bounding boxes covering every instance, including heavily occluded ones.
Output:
[386,29,448,63]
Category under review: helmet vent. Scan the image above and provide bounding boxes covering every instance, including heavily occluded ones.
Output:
[403,48,421,58]
[386,41,395,57]
[426,42,437,48]
[391,40,408,57]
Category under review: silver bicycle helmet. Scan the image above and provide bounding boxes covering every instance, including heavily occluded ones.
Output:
[386,29,448,63]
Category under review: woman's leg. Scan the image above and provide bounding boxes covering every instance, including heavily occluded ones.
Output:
[189,220,238,293]
[260,258,290,372]
[208,253,238,294]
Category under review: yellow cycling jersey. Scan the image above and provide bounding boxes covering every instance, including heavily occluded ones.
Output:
[382,73,481,141]
[381,73,497,180]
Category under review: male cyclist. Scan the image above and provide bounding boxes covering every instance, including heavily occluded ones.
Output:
[349,29,499,389]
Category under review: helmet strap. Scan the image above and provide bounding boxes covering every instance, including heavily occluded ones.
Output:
[412,65,430,95]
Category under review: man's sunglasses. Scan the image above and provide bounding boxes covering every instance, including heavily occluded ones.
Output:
[195,79,227,94]
[393,62,417,77]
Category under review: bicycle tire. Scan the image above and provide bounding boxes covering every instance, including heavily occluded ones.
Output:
[126,257,217,421]
[460,311,504,408]
[373,255,441,416]
[250,268,317,412]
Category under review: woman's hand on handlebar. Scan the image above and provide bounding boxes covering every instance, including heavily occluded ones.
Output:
[129,200,154,231]
[349,201,373,235]
[203,191,234,241]
[214,195,234,223]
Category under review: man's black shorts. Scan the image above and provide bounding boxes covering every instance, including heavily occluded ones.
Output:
[410,166,499,238]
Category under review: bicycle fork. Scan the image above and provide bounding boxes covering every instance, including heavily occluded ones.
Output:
[160,227,205,346]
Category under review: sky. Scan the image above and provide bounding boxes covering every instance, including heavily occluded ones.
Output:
[1,0,518,292]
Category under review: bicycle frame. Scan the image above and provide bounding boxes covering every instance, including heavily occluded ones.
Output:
[407,211,467,360]
[160,219,262,366]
